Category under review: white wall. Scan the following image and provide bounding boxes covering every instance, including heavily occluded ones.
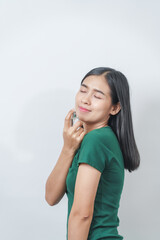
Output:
[0,0,159,239]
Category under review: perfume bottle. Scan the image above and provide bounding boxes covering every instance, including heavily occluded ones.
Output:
[71,111,79,127]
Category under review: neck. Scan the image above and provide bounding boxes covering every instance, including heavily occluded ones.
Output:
[82,122,108,134]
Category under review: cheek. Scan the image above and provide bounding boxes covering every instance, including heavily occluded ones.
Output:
[77,91,82,99]
[75,93,80,103]
[94,102,110,112]
[93,100,105,109]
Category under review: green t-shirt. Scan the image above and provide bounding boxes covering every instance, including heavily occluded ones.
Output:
[66,126,125,240]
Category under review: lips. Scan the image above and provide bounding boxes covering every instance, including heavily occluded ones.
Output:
[79,106,91,112]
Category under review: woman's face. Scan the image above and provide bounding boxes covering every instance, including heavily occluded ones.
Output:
[75,75,114,128]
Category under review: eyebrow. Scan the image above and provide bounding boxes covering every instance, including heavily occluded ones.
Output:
[80,83,106,96]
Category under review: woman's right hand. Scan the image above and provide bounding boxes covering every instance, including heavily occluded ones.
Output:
[63,109,87,154]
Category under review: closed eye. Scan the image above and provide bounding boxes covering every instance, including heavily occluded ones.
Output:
[80,90,102,99]
[94,96,101,99]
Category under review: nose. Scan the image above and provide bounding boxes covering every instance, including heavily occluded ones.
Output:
[81,93,91,105]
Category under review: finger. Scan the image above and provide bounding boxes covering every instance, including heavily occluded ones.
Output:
[71,120,84,133]
[77,129,87,141]
[64,108,75,129]
[74,127,85,137]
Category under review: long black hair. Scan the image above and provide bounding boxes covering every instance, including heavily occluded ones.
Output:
[81,67,140,173]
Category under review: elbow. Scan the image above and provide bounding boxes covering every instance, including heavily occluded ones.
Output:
[45,182,55,206]
[45,193,56,206]
[45,185,57,206]
[45,190,61,206]
[70,207,93,220]
[45,183,63,206]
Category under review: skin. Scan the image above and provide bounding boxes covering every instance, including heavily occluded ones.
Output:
[75,74,121,134]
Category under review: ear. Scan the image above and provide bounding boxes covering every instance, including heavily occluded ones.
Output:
[110,102,121,116]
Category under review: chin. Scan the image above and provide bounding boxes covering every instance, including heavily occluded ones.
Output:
[77,115,87,123]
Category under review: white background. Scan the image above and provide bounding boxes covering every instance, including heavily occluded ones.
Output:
[0,0,159,239]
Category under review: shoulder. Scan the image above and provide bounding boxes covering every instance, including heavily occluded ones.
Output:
[81,127,114,147]
[81,130,103,148]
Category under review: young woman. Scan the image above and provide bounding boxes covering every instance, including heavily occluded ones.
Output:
[45,67,140,240]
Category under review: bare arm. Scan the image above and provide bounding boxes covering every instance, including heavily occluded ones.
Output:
[68,163,101,239]
[45,146,75,206]
[45,108,86,206]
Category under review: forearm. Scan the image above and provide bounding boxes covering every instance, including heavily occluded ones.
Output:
[68,213,93,240]
[45,146,75,205]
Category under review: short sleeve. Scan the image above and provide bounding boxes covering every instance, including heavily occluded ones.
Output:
[77,131,108,173]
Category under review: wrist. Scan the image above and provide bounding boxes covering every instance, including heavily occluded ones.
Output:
[62,146,75,156]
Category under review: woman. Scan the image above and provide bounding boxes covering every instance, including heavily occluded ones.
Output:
[45,67,140,240]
